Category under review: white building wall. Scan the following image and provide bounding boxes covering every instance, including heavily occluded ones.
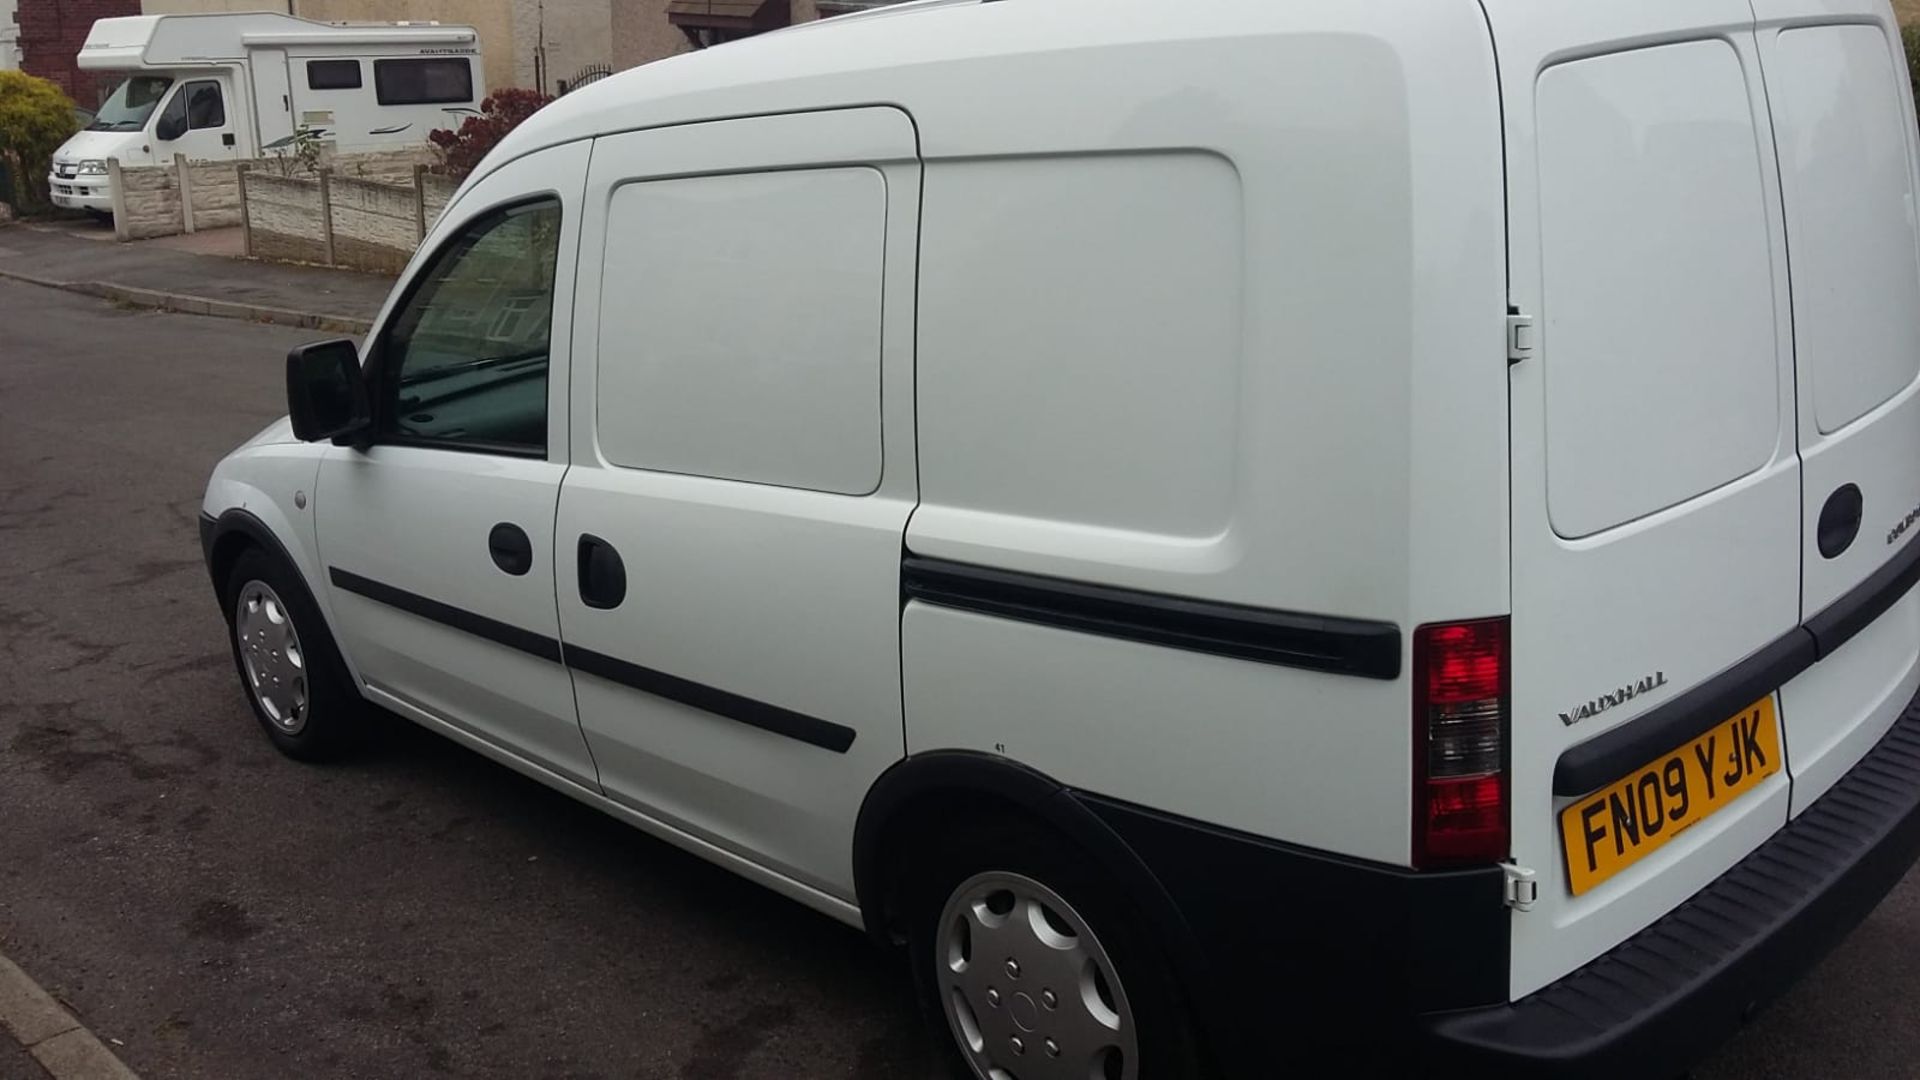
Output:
[0,0,21,71]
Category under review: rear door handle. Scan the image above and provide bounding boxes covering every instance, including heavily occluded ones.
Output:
[487,522,533,576]
[578,534,627,609]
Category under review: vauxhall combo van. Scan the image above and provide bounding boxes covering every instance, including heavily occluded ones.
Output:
[199,0,1920,1074]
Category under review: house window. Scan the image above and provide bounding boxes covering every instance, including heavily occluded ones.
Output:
[666,0,790,48]
[373,58,474,106]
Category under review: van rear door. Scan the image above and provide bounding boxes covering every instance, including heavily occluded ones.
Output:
[1750,0,1920,814]
[1484,0,1802,997]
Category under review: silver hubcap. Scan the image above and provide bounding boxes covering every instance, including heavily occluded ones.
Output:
[936,871,1138,1080]
[234,579,308,734]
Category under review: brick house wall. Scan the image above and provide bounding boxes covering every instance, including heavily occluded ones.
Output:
[18,0,140,104]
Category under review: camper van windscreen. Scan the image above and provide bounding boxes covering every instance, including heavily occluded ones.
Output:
[373,58,473,106]
[88,75,174,131]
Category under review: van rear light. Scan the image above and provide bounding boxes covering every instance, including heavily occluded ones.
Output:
[1413,618,1510,868]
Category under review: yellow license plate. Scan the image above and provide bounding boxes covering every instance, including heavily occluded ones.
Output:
[1560,696,1781,896]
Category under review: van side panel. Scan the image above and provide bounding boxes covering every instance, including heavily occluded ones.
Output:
[903,0,1507,865]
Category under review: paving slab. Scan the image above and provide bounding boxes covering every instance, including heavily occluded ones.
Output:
[0,1031,47,1080]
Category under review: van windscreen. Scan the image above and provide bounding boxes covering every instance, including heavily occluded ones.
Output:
[88,76,174,131]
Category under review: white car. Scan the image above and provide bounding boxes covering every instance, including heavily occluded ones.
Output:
[200,0,1920,1075]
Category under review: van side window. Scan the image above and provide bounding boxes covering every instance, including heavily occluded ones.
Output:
[306,60,362,91]
[184,81,225,129]
[374,58,474,106]
[376,200,562,455]
[595,168,886,495]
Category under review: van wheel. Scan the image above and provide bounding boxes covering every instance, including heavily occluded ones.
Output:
[907,818,1204,1080]
[223,547,361,761]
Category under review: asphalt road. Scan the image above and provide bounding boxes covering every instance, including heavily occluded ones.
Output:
[0,277,1917,1079]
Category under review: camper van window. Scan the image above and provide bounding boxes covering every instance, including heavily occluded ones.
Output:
[87,76,173,132]
[184,82,225,130]
[307,60,363,91]
[374,58,474,106]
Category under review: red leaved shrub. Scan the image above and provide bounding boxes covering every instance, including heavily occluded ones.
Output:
[427,88,553,179]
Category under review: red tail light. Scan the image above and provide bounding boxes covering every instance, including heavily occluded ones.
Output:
[1413,618,1510,868]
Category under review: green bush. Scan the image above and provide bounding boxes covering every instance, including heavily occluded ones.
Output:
[0,71,79,213]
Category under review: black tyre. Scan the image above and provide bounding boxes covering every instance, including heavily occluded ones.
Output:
[222,546,362,760]
[906,816,1206,1080]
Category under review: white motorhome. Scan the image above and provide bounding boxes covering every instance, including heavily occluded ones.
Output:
[48,13,482,214]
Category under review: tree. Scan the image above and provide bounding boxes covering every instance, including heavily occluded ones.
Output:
[427,89,553,179]
[0,71,79,213]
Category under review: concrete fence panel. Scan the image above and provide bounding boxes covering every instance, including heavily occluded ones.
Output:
[244,172,331,267]
[115,163,185,241]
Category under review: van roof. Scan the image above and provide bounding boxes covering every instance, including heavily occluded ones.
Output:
[486,0,1453,178]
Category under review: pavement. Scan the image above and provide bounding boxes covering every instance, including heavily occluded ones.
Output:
[0,219,392,334]
[4,278,1920,1079]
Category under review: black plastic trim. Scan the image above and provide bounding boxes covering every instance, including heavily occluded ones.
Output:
[901,555,1402,680]
[562,645,854,753]
[198,511,218,570]
[324,567,852,753]
[328,567,562,662]
[1429,686,1920,1079]
[1555,537,1920,796]
[204,509,312,600]
[1084,793,1506,1070]
[1807,533,1920,658]
[1554,631,1816,796]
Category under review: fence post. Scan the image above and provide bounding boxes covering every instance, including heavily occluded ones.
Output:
[174,153,195,235]
[106,158,130,242]
[413,163,428,242]
[237,164,253,258]
[319,167,336,267]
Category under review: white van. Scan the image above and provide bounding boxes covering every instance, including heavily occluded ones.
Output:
[198,0,1920,1074]
[48,13,482,214]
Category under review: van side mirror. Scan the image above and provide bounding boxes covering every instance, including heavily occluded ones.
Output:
[286,339,369,443]
[154,112,186,141]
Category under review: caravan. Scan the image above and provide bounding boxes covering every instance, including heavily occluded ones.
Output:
[47,13,483,214]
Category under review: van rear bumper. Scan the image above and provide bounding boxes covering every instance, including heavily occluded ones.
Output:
[1423,685,1920,1078]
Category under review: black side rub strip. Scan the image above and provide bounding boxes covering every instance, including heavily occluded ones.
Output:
[1555,537,1920,796]
[902,556,1402,680]
[330,567,563,663]
[562,646,856,753]
[1806,532,1920,659]
[326,568,854,753]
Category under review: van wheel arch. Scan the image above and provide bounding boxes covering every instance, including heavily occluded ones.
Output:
[206,509,308,606]
[852,751,1200,960]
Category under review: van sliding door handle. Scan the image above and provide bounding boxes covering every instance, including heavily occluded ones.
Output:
[577,534,627,610]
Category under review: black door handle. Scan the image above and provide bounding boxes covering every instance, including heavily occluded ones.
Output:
[578,534,627,609]
[487,522,533,576]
